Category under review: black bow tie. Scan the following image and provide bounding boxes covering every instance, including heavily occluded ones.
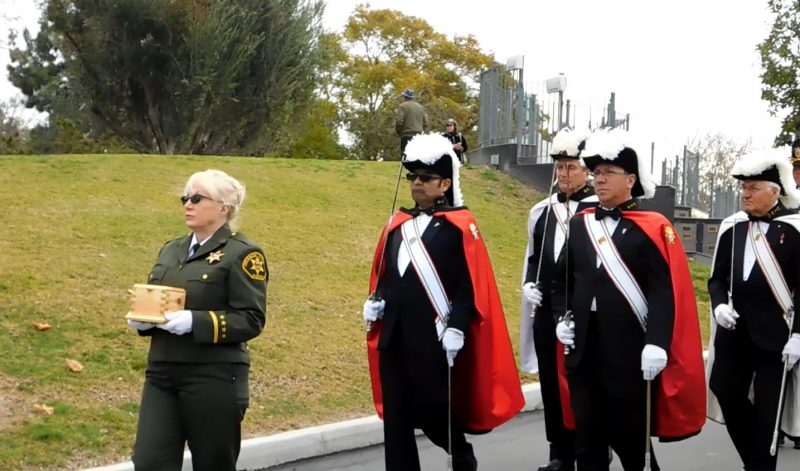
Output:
[748,214,772,223]
[556,192,585,203]
[595,207,621,221]
[410,206,434,217]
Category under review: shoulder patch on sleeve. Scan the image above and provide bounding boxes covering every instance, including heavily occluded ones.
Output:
[242,251,267,281]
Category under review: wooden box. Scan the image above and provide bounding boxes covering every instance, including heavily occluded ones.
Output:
[125,284,186,324]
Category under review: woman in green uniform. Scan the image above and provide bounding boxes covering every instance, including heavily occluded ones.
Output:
[128,169,267,471]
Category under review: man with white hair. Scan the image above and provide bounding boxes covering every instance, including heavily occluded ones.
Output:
[520,128,596,471]
[707,149,800,471]
[553,130,706,470]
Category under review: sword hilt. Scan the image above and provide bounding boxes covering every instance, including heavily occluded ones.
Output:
[561,310,574,356]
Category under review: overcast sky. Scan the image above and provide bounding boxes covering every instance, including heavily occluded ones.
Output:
[1,0,784,166]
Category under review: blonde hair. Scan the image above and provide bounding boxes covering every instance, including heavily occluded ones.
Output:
[184,169,247,230]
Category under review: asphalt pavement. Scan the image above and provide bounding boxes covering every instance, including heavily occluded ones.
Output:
[260,410,800,471]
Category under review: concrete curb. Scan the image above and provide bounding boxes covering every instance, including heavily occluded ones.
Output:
[83,383,543,471]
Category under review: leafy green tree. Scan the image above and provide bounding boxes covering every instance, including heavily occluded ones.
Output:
[269,32,347,159]
[759,0,800,144]
[0,102,29,154]
[7,0,325,155]
[337,5,493,160]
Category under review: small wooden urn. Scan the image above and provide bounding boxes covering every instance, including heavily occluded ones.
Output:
[125,284,186,324]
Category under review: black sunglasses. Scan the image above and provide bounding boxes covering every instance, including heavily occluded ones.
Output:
[180,193,213,205]
[406,172,442,183]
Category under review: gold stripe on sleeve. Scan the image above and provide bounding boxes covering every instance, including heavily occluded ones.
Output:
[209,311,219,344]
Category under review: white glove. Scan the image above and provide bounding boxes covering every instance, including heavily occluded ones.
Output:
[522,282,543,309]
[127,319,155,331]
[157,310,193,335]
[556,319,575,347]
[362,298,385,322]
[714,303,739,330]
[641,344,668,381]
[442,328,465,367]
[783,334,800,371]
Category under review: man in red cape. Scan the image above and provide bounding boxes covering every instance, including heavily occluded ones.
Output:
[552,130,705,471]
[362,134,523,471]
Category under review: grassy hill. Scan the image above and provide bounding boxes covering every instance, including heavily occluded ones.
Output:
[0,154,711,470]
[0,155,541,469]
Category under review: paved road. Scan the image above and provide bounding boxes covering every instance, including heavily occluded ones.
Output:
[261,410,800,470]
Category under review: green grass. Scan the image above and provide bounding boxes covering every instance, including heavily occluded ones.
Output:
[0,154,711,470]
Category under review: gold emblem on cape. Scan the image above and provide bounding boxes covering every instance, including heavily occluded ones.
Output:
[664,226,676,245]
[206,250,224,264]
[242,252,267,281]
[598,236,607,245]
[469,223,479,240]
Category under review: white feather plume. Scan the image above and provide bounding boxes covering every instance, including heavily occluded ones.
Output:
[551,128,591,158]
[731,146,800,208]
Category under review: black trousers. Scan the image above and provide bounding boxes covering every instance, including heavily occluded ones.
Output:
[533,309,575,467]
[710,327,785,471]
[567,320,659,471]
[379,348,477,471]
[132,362,249,471]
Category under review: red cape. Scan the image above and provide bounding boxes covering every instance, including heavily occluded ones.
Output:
[367,209,525,433]
[557,209,706,439]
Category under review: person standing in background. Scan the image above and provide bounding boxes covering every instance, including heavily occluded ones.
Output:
[395,88,428,158]
[442,118,469,163]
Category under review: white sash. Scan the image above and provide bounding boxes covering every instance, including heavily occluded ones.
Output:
[747,222,793,322]
[584,215,648,330]
[400,218,449,339]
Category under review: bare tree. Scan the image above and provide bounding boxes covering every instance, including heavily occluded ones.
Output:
[687,132,751,214]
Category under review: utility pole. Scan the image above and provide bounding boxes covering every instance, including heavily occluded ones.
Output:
[607,92,616,129]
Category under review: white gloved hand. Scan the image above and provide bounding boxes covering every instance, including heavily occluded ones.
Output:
[157,310,193,335]
[641,344,668,381]
[362,298,386,322]
[522,282,543,309]
[556,319,575,347]
[442,328,465,367]
[714,303,739,330]
[127,319,156,331]
[783,333,800,371]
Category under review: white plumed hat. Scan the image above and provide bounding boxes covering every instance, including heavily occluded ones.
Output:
[731,147,800,209]
[403,134,463,206]
[581,129,655,199]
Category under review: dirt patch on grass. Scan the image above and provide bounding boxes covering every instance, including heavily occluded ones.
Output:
[0,374,27,432]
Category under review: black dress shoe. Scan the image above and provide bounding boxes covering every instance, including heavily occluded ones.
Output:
[537,459,573,471]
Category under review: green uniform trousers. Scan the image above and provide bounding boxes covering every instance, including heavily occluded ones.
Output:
[133,362,249,471]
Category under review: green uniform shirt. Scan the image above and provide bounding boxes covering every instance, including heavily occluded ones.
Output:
[142,225,267,364]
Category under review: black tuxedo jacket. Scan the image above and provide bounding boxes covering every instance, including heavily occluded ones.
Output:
[553,212,675,370]
[525,198,597,323]
[376,215,475,353]
[708,219,800,352]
